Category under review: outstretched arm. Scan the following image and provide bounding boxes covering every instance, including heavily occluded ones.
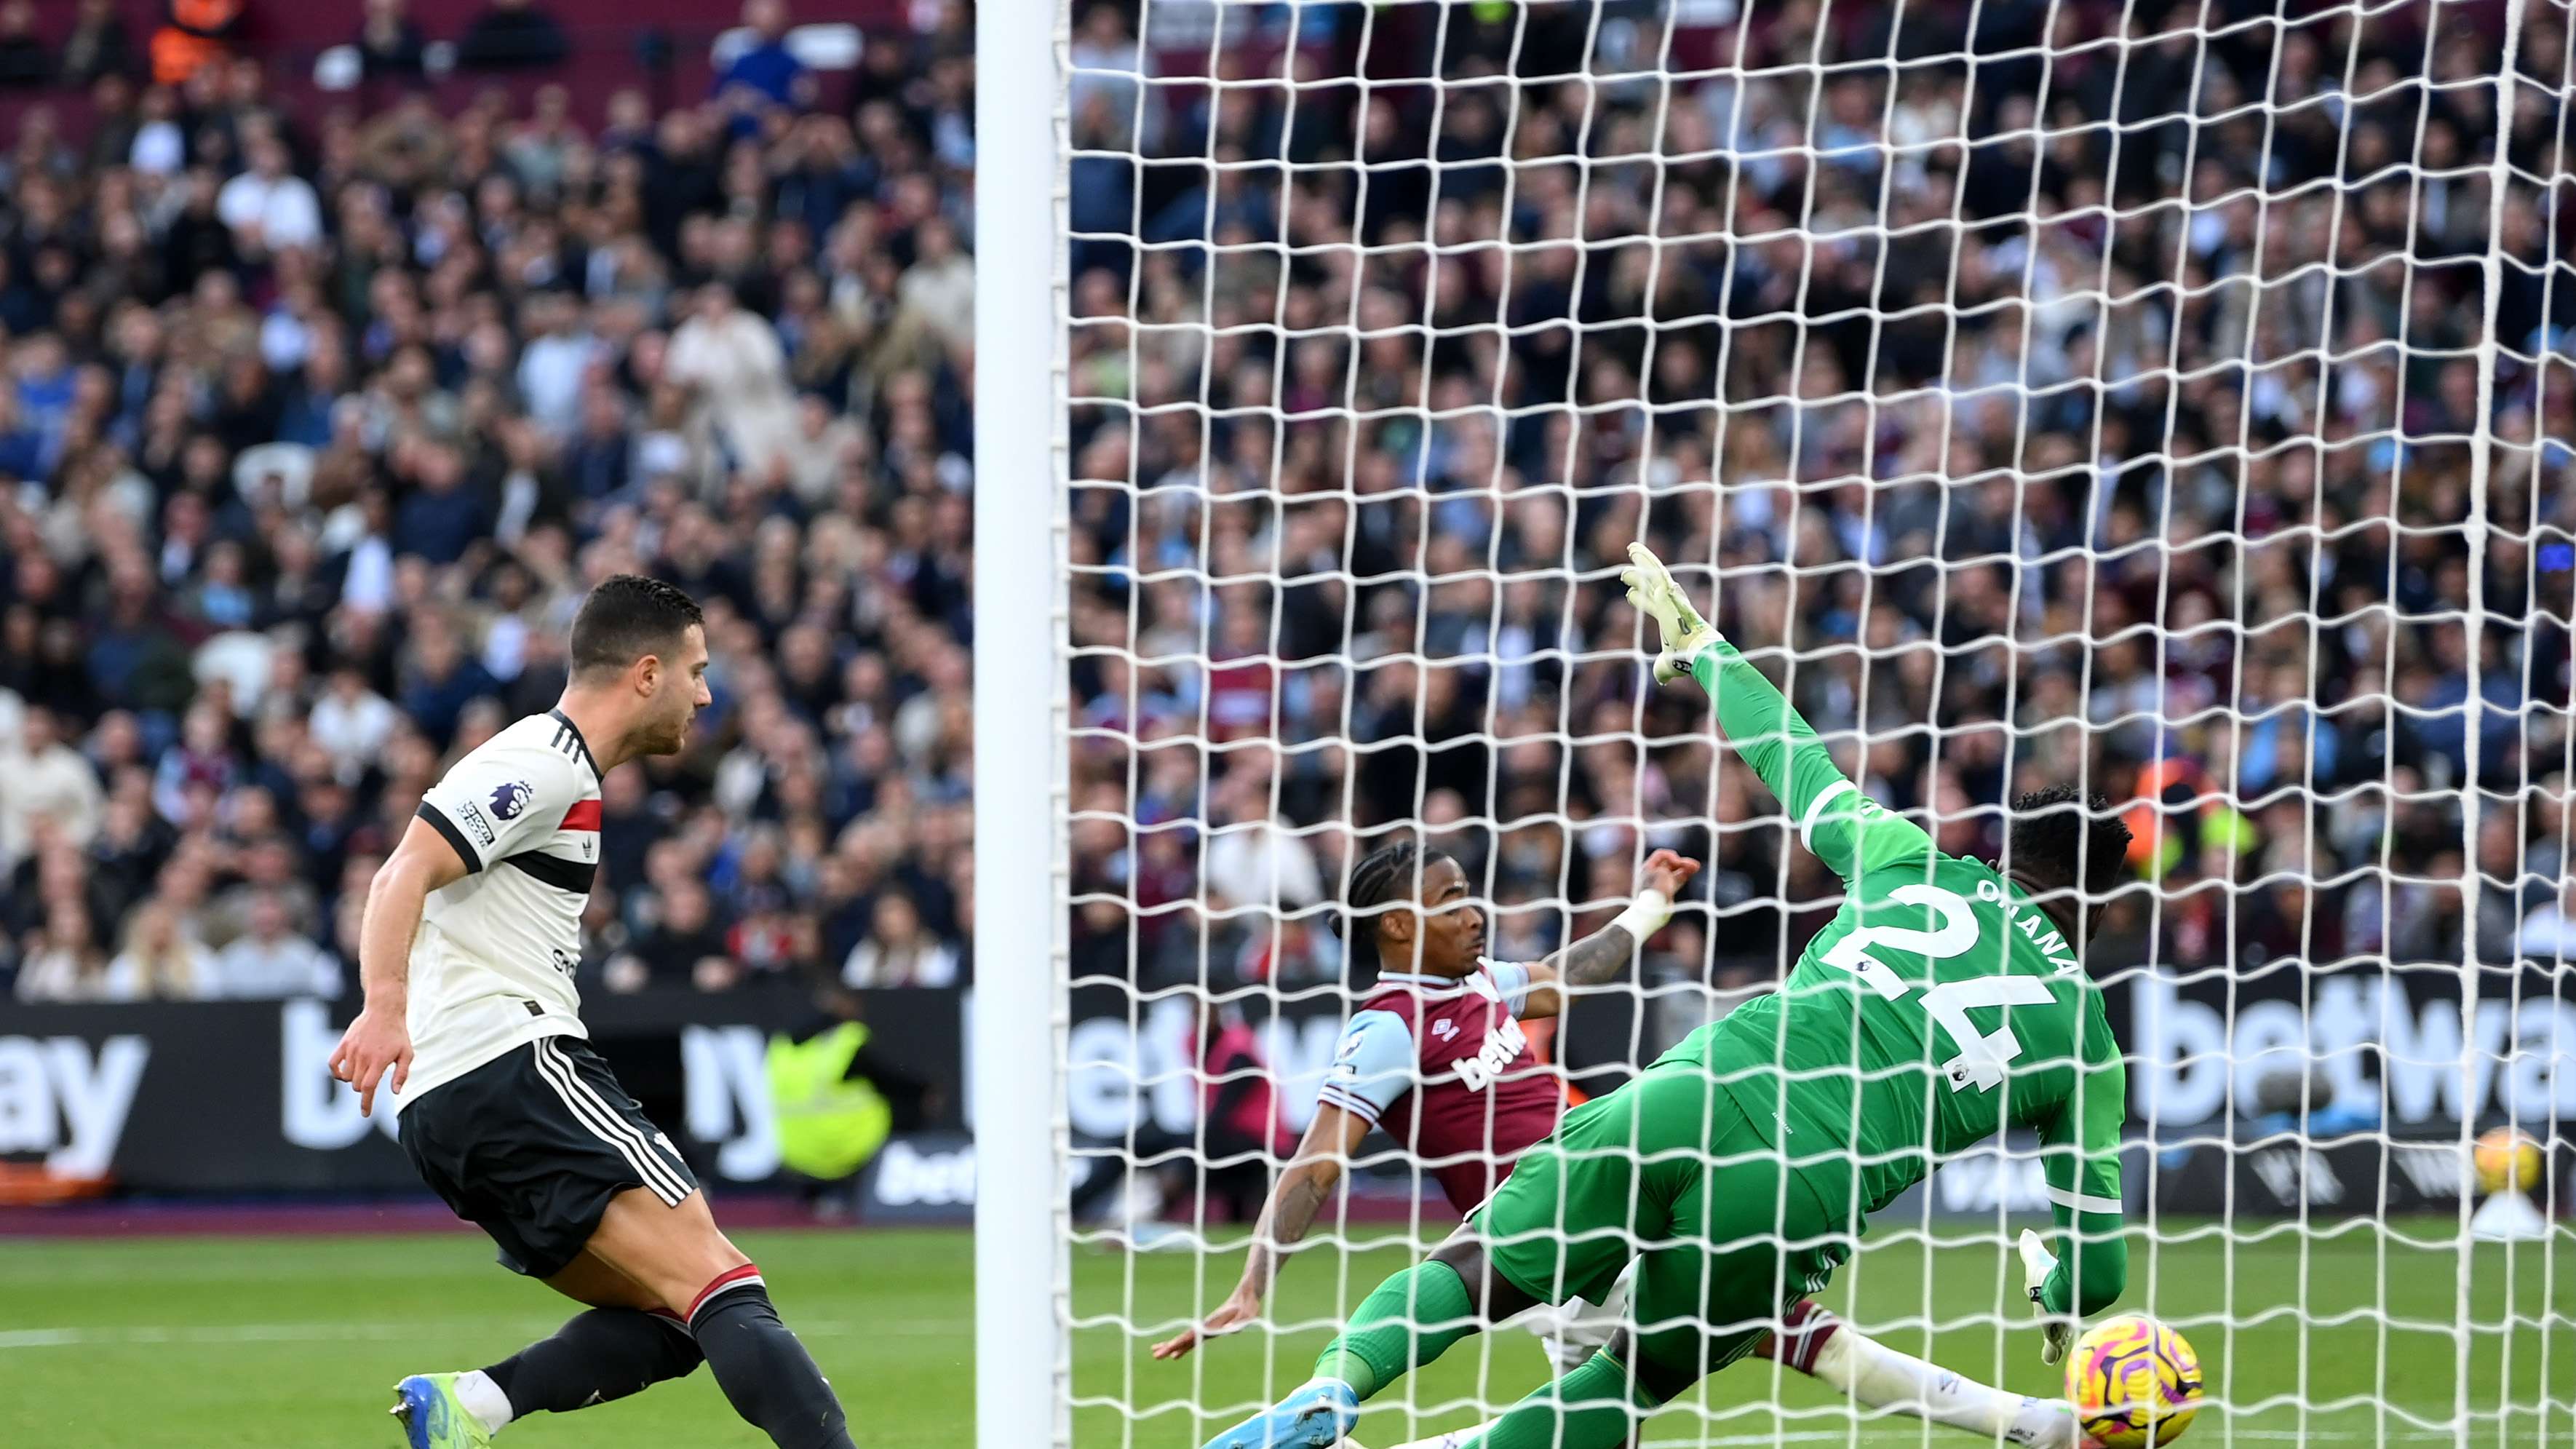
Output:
[1688,639,1891,864]
[2022,1018,2129,1362]
[2034,1049,2130,1318]
[1515,849,1701,1017]
[1150,1101,1374,1360]
[1623,541,1929,881]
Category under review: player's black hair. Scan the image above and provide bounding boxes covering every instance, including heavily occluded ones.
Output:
[1332,841,1458,947]
[569,574,705,678]
[2006,784,2134,901]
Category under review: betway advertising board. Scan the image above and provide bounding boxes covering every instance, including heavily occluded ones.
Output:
[1054,964,2575,1224]
[1060,961,2576,1140]
[0,985,964,1194]
[2112,957,2576,1132]
[2,958,2567,1212]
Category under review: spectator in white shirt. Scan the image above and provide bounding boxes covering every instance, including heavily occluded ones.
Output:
[514,289,597,440]
[213,890,343,999]
[217,135,323,255]
[107,900,219,1001]
[16,900,130,1002]
[130,82,185,175]
[898,215,974,353]
[308,665,398,784]
[667,281,796,481]
[2517,876,2576,961]
[1200,769,1324,915]
[0,704,105,870]
[841,890,960,988]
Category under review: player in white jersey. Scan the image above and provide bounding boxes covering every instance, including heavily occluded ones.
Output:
[329,575,856,1449]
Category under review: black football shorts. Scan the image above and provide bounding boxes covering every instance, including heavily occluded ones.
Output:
[398,1034,700,1279]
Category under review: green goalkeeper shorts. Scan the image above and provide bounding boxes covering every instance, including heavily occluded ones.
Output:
[1474,1050,1850,1366]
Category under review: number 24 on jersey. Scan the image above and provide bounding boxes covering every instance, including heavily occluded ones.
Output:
[1816,880,2060,1094]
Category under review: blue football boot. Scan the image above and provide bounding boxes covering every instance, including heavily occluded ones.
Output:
[1199,1378,1361,1449]
[390,1373,496,1448]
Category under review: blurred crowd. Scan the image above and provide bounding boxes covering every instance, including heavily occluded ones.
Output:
[7,0,2574,1020]
[0,0,982,1002]
[1060,0,2576,1011]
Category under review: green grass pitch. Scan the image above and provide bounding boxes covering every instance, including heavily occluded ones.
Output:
[2,1218,2566,1446]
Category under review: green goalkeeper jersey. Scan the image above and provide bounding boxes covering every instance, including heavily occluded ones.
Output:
[1677,642,2128,1315]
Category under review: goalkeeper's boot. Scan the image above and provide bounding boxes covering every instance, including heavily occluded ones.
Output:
[1618,541,1720,685]
[1200,1377,1361,1449]
[391,1373,498,1448]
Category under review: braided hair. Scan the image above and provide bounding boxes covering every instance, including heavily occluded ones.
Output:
[1334,841,1457,966]
[2005,783,2134,900]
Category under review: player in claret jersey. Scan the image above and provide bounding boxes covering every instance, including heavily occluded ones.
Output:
[1154,840,1701,1396]
[327,576,856,1449]
[1198,542,2134,1449]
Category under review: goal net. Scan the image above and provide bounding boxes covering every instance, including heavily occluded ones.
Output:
[979,0,2576,1445]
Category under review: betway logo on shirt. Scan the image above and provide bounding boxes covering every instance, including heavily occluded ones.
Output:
[1451,1017,1528,1091]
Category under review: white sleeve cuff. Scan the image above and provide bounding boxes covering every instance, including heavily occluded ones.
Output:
[2047,1184,2123,1215]
[1797,780,1858,849]
[1313,1088,1384,1127]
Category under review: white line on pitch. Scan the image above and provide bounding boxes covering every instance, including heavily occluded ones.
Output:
[0,1318,947,1351]
[1648,1423,2473,1433]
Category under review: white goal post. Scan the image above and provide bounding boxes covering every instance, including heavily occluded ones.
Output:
[974,1,2576,1447]
[974,1,1073,1448]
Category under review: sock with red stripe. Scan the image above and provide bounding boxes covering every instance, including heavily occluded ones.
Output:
[480,1308,704,1422]
[688,1267,854,1449]
[1751,1298,1842,1375]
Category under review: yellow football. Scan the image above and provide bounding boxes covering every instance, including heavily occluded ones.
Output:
[2066,1314,2204,1448]
[2474,1127,2544,1196]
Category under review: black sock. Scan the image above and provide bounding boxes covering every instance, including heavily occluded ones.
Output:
[485,1308,704,1416]
[690,1280,853,1449]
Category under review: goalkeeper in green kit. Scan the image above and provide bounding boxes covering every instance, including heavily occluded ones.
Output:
[1200,542,2134,1449]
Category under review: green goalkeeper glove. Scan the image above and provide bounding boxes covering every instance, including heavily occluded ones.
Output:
[2018,1228,2078,1365]
[1619,541,1720,685]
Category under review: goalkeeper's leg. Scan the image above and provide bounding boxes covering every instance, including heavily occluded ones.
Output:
[1199,1239,1543,1449]
[1756,1300,2080,1449]
[1369,1263,1639,1449]
[1433,1073,1840,1449]
[1209,1078,1679,1449]
[1316,1073,1679,1405]
[1450,1236,1780,1449]
[1308,1237,1537,1399]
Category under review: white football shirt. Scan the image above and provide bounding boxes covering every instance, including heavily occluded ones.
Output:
[397,709,606,1109]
